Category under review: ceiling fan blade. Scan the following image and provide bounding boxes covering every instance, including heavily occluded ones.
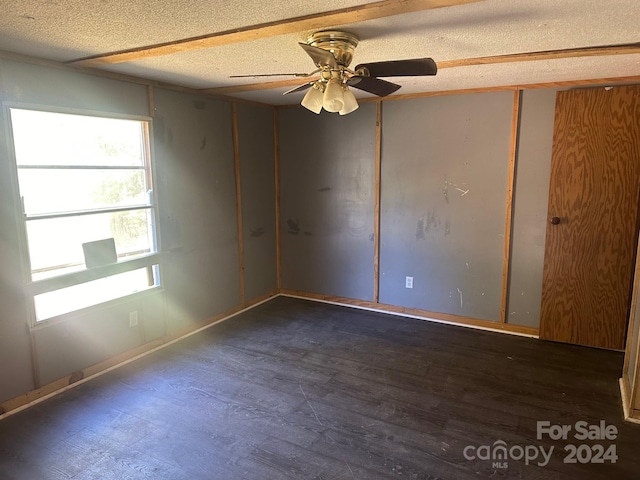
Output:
[348,76,401,97]
[283,82,314,95]
[299,43,338,69]
[230,73,308,78]
[355,58,437,77]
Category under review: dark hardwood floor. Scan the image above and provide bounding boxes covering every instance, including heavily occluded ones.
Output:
[1,296,639,479]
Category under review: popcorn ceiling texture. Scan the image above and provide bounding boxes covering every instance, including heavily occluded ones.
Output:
[0,0,638,103]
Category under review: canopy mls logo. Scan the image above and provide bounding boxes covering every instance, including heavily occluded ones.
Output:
[463,420,618,469]
[463,440,553,469]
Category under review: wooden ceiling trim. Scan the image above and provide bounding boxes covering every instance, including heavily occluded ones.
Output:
[201,77,320,95]
[205,44,640,95]
[437,43,640,69]
[69,0,482,67]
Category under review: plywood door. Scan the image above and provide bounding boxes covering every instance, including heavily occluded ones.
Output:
[540,86,640,350]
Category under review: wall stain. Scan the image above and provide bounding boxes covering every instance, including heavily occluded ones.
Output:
[416,217,425,240]
[154,117,165,144]
[318,187,331,192]
[249,227,265,238]
[304,231,313,236]
[287,219,300,235]
[200,136,207,150]
[417,211,444,239]
[425,210,440,233]
[369,233,375,242]
[444,219,451,236]
[193,100,206,110]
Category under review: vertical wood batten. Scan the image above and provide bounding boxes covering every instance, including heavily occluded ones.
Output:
[626,236,640,410]
[500,90,521,323]
[231,103,245,305]
[373,101,382,303]
[273,108,282,290]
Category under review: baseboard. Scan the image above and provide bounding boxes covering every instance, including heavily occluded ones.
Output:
[0,291,277,421]
[278,290,539,338]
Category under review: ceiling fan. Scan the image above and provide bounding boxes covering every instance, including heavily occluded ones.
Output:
[231,30,437,115]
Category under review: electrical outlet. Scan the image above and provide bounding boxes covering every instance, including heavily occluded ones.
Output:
[129,311,139,327]
[405,276,413,289]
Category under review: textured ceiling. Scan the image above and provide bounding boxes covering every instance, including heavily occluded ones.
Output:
[0,0,639,105]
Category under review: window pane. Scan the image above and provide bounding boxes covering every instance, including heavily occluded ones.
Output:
[27,209,155,280]
[18,169,149,216]
[10,109,145,167]
[34,266,158,321]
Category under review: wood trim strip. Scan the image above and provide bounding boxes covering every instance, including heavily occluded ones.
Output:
[273,109,282,290]
[205,65,640,98]
[436,43,640,70]
[69,0,481,66]
[373,101,382,303]
[201,77,320,96]
[0,49,270,107]
[376,76,640,103]
[280,289,539,337]
[0,291,278,419]
[500,90,521,324]
[231,103,245,305]
[628,247,640,411]
[275,75,640,108]
[620,376,632,420]
[619,377,640,423]
[623,233,640,376]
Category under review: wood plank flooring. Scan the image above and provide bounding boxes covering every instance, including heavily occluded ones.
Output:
[1,296,639,479]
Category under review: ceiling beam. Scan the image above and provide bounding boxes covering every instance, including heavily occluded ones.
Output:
[69,0,482,67]
[201,77,320,96]
[437,42,640,68]
[201,43,640,95]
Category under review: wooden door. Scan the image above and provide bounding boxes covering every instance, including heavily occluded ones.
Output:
[540,85,640,350]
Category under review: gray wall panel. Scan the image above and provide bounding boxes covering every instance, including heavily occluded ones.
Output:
[279,105,377,300]
[0,59,148,116]
[237,103,277,301]
[0,105,35,401]
[0,59,150,401]
[0,58,242,399]
[152,88,239,334]
[34,293,163,385]
[507,89,556,327]
[379,93,513,321]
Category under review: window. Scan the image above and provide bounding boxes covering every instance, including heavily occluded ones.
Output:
[9,108,160,322]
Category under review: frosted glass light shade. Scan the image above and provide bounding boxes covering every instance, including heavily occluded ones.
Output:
[339,87,359,115]
[301,85,323,114]
[323,80,344,113]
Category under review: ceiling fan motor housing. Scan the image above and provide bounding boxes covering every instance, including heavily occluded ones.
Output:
[307,30,359,68]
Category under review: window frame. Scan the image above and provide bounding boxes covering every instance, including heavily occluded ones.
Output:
[3,102,163,327]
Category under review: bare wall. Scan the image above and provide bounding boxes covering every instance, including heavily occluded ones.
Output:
[380,92,513,321]
[237,103,277,301]
[152,88,239,335]
[278,105,377,300]
[0,59,154,397]
[0,59,257,401]
[506,89,555,327]
[278,90,557,329]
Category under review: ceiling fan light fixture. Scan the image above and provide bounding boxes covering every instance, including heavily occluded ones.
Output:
[323,76,345,113]
[339,87,359,115]
[301,83,324,114]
